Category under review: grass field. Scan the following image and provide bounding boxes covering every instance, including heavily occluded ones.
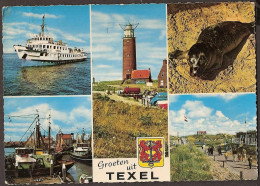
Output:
[93,80,167,92]
[170,145,213,181]
[93,93,168,158]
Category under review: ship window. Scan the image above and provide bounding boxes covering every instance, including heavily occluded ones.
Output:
[43,45,45,48]
[40,38,42,40]
[54,46,56,49]
[47,45,49,49]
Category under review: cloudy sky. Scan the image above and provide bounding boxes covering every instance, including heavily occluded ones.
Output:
[3,5,90,53]
[169,93,257,136]
[4,96,92,142]
[91,4,167,81]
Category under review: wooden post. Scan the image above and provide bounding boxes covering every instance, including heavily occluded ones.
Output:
[50,160,53,176]
[222,161,225,167]
[240,171,243,180]
[214,155,215,161]
[62,163,66,182]
[15,161,18,178]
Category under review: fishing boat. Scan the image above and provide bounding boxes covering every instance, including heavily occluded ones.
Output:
[5,113,74,177]
[13,15,87,64]
[70,129,92,164]
[5,148,74,177]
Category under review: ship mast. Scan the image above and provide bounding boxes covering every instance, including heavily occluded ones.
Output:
[41,15,45,36]
[48,114,51,154]
[81,128,85,143]
[35,112,41,149]
[34,110,47,154]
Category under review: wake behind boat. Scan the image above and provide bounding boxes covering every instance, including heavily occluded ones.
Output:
[13,15,87,64]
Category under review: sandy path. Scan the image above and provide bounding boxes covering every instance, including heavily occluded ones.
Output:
[93,91,144,106]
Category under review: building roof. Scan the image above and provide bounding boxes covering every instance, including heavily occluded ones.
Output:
[62,134,72,139]
[131,69,150,79]
[197,131,206,134]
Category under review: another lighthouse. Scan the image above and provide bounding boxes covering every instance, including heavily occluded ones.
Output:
[121,23,138,80]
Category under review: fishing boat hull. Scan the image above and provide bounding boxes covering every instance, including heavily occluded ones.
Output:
[5,161,74,177]
[70,153,92,165]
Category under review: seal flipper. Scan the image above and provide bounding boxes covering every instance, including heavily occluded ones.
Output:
[168,50,189,61]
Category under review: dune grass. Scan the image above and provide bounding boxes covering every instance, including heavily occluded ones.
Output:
[170,145,213,181]
[93,93,168,158]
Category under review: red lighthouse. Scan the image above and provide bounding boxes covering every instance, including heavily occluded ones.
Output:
[121,23,138,80]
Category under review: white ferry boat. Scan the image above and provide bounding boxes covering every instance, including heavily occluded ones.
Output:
[13,15,87,64]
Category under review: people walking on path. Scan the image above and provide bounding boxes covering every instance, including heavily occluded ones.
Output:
[248,156,252,169]
[238,153,241,162]
[224,151,229,161]
[218,146,222,155]
[242,149,247,162]
[232,148,237,162]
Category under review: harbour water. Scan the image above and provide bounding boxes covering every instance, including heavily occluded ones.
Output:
[4,148,92,183]
[67,159,92,182]
[4,147,15,156]
[3,53,91,96]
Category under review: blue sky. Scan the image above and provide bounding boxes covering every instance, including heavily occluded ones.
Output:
[169,93,257,136]
[91,4,167,81]
[3,5,90,53]
[4,96,92,142]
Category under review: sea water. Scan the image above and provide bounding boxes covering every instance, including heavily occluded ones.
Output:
[3,53,91,96]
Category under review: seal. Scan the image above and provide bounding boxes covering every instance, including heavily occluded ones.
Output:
[169,21,254,80]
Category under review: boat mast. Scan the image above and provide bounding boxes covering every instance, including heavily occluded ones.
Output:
[81,128,85,143]
[35,113,40,150]
[41,15,45,36]
[34,110,47,154]
[48,114,51,154]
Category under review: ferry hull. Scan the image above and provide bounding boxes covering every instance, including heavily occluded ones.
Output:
[13,45,87,64]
